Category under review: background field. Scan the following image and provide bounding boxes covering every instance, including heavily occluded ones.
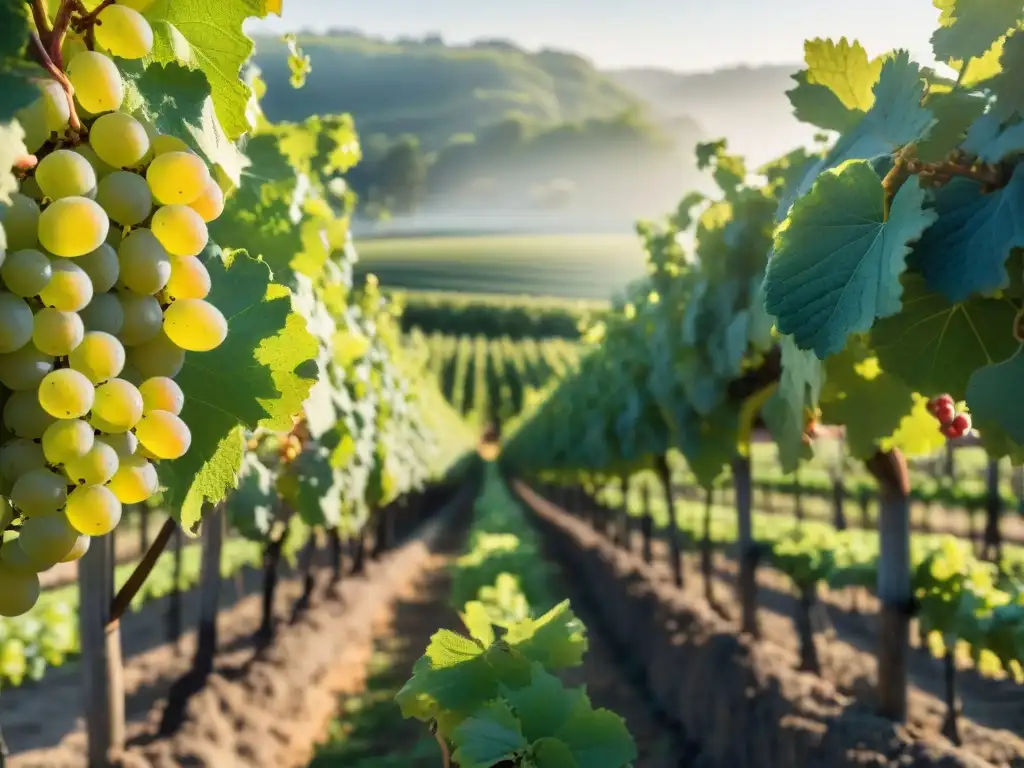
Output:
[355,233,647,299]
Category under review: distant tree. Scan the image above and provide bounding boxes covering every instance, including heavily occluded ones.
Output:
[375,135,427,214]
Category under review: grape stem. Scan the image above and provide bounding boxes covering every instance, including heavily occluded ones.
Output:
[108,517,178,625]
[27,19,83,134]
[30,0,52,40]
[72,0,117,30]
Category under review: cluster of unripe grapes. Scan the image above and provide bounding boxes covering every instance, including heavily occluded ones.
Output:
[0,1,227,617]
[926,394,972,440]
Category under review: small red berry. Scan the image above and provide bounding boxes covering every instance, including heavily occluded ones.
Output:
[934,401,956,425]
[951,413,971,434]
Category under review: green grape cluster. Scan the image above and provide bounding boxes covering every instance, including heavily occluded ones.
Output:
[0,7,227,618]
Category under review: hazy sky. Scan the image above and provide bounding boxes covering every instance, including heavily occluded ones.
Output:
[251,0,938,71]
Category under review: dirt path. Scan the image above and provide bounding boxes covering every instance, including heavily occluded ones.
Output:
[304,506,688,767]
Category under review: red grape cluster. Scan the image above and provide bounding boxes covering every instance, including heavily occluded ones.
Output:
[927,394,971,439]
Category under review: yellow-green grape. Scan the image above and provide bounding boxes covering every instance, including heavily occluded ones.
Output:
[2,249,52,297]
[0,343,53,390]
[65,441,119,486]
[89,378,143,433]
[33,307,84,356]
[60,534,91,563]
[76,243,119,293]
[0,566,40,617]
[18,515,78,567]
[14,81,70,153]
[65,485,122,536]
[10,468,68,517]
[42,418,95,465]
[128,330,185,378]
[74,144,116,180]
[151,134,190,156]
[0,540,35,574]
[0,439,47,481]
[89,112,150,169]
[68,331,125,384]
[15,98,48,155]
[67,51,124,114]
[96,171,152,227]
[0,292,34,352]
[139,376,184,415]
[163,256,210,301]
[1,194,40,250]
[35,150,98,200]
[79,292,124,335]
[134,409,191,459]
[117,293,162,346]
[106,454,157,503]
[118,229,170,295]
[39,259,93,312]
[113,0,155,11]
[38,197,109,258]
[146,151,211,206]
[188,180,225,223]
[3,391,56,438]
[163,298,227,352]
[38,367,95,419]
[94,5,153,59]
[150,205,208,257]
[0,498,11,529]
[98,431,138,458]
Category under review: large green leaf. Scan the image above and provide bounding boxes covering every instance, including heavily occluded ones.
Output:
[0,1,36,124]
[556,704,637,768]
[765,160,936,357]
[786,38,881,133]
[451,701,527,768]
[159,252,318,531]
[763,336,820,473]
[142,0,271,140]
[931,0,1024,63]
[966,344,1024,444]
[871,274,1019,400]
[911,170,1024,303]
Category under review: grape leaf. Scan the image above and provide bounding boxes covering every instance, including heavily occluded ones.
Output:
[961,111,1024,162]
[965,344,1024,443]
[143,0,271,140]
[461,601,496,648]
[786,38,881,133]
[292,446,343,528]
[159,251,318,531]
[502,665,578,742]
[931,0,1024,63]
[451,701,527,768]
[798,52,931,195]
[395,629,498,717]
[765,160,936,357]
[911,170,1024,302]
[881,393,948,457]
[0,1,37,124]
[988,30,1024,120]
[871,274,1019,399]
[556,705,637,768]
[763,336,821,473]
[532,738,580,768]
[917,89,988,162]
[224,452,275,539]
[504,601,587,670]
[121,62,248,185]
[819,341,913,459]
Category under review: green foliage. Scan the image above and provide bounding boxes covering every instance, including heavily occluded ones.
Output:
[397,465,636,767]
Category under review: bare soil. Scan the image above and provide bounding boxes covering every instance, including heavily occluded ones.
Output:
[519,483,1024,768]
